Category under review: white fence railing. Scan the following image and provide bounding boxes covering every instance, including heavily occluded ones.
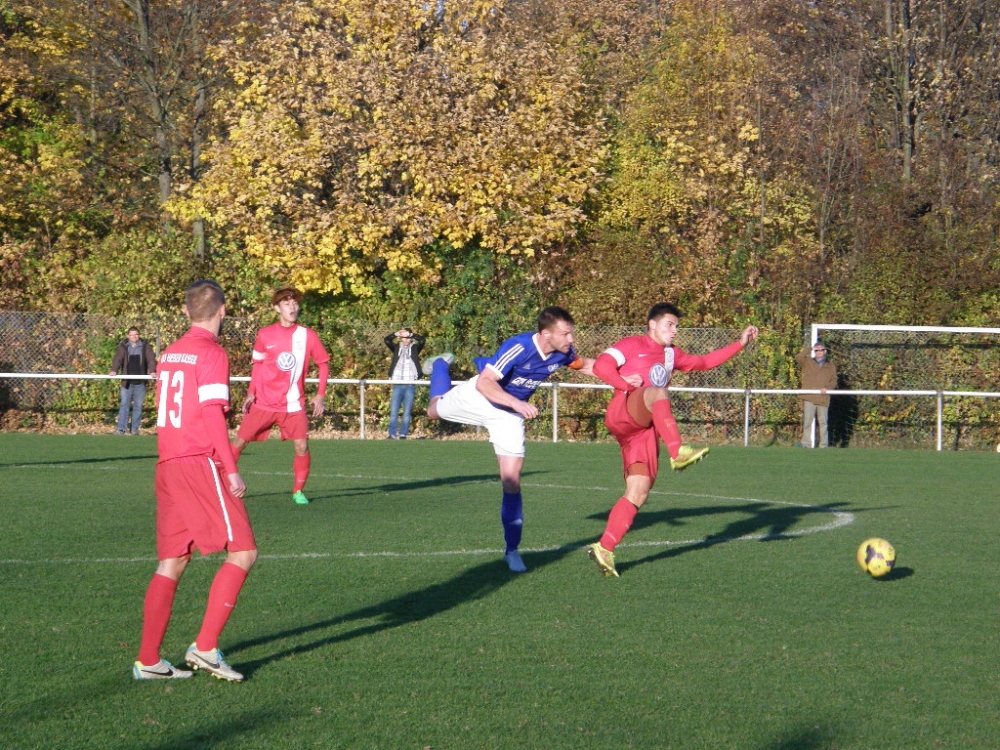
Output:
[3,373,1000,451]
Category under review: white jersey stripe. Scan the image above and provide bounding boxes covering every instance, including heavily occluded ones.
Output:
[285,326,308,413]
[603,346,626,366]
[207,457,235,542]
[493,343,526,372]
[198,383,229,403]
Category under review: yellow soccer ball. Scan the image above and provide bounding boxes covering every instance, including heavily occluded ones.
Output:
[857,538,896,578]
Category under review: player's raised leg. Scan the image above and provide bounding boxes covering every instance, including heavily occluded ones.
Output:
[425,353,455,419]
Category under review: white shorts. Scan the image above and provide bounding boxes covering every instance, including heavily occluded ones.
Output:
[435,376,525,457]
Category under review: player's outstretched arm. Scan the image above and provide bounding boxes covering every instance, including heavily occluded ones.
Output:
[739,325,760,346]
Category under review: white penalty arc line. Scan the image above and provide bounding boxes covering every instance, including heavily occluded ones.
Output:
[0,496,854,567]
[0,465,854,566]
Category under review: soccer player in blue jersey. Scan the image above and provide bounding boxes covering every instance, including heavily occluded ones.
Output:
[425,307,596,573]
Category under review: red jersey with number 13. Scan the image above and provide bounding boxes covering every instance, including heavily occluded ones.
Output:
[249,323,330,414]
[155,326,232,463]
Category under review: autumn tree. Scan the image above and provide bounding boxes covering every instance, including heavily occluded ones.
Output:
[567,0,819,327]
[170,0,604,298]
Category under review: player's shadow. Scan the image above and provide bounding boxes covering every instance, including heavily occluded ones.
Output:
[608,500,855,575]
[0,453,157,469]
[330,472,511,498]
[229,536,582,678]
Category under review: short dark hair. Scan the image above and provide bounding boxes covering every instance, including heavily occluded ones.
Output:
[127,327,140,335]
[272,286,303,306]
[647,302,682,323]
[537,306,574,332]
[185,280,225,322]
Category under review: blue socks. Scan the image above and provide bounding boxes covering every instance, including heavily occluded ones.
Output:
[429,358,452,400]
[500,491,523,553]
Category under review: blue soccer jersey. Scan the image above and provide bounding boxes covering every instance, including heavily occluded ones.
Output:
[479,331,581,403]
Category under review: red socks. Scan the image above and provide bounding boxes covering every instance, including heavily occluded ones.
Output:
[293,453,311,492]
[652,399,682,459]
[138,574,178,666]
[195,563,249,652]
[600,497,639,552]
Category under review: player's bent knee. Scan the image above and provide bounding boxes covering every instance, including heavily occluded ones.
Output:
[227,548,258,571]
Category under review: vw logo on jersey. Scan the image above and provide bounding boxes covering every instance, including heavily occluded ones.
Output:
[649,362,669,388]
[276,351,296,372]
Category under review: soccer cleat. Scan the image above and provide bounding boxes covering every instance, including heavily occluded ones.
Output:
[421,352,455,376]
[185,644,244,682]
[504,550,527,573]
[670,445,709,471]
[133,659,193,680]
[587,542,619,578]
[292,490,310,505]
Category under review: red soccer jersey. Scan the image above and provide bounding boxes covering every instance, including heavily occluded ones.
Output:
[597,335,744,390]
[248,323,331,414]
[155,326,233,465]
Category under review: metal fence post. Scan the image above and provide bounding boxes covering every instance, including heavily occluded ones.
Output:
[359,380,367,440]
[744,388,751,447]
[937,391,943,452]
[552,383,559,443]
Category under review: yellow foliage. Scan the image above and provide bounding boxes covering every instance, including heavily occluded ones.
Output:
[170,0,602,295]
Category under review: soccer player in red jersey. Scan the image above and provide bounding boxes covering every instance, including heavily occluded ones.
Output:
[232,287,331,505]
[586,302,759,577]
[133,280,257,682]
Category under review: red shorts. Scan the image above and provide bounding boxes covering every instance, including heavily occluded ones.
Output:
[605,393,660,483]
[155,456,257,559]
[237,405,308,442]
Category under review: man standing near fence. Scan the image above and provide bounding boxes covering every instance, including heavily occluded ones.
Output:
[110,326,156,435]
[424,306,596,573]
[796,340,837,449]
[232,287,330,505]
[384,327,425,439]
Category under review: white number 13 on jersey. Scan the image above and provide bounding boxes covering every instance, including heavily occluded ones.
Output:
[157,370,185,428]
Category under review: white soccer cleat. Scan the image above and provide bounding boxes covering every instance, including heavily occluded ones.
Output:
[185,643,244,682]
[133,659,193,680]
[422,352,455,376]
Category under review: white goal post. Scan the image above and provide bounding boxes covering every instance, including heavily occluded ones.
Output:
[811,323,1000,344]
[809,323,1000,451]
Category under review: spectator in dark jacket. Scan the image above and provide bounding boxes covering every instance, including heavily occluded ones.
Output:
[110,327,156,434]
[384,328,425,439]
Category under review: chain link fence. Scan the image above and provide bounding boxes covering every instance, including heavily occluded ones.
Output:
[3,311,1000,449]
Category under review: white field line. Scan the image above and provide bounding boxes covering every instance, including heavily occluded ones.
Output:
[0,464,854,566]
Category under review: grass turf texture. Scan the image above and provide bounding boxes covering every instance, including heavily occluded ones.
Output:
[1,434,998,750]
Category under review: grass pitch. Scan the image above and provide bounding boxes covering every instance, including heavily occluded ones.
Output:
[1,433,998,749]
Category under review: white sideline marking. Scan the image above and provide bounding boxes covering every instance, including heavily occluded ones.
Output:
[0,465,854,566]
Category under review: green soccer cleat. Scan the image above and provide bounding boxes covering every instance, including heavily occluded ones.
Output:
[421,352,455,376]
[587,542,619,578]
[670,445,709,472]
[292,491,310,505]
[133,659,193,680]
[185,644,244,682]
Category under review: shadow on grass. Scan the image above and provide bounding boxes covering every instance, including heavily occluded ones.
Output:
[229,534,580,679]
[139,710,287,750]
[765,724,837,749]
[589,499,858,575]
[873,565,914,581]
[0,452,157,468]
[326,471,514,498]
